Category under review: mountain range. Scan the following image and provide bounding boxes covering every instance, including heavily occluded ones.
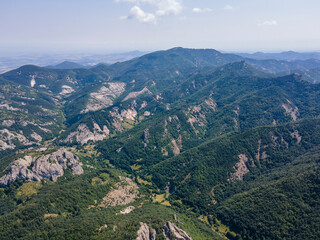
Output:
[0,47,319,240]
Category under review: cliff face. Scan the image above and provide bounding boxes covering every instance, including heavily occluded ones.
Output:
[0,148,83,186]
[65,122,110,145]
[135,221,193,240]
[136,222,156,240]
[0,128,35,150]
[163,221,193,240]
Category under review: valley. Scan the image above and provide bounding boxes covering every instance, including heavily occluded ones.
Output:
[0,48,319,240]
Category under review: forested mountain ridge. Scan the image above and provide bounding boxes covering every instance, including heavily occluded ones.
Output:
[0,47,319,240]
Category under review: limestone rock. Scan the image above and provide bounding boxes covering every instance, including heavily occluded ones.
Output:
[120,206,135,214]
[82,82,126,113]
[65,122,110,145]
[229,154,250,182]
[136,222,156,240]
[123,87,151,102]
[0,129,34,150]
[282,99,299,121]
[163,221,192,240]
[99,177,139,208]
[60,85,75,95]
[0,148,83,186]
[110,107,138,122]
[1,120,16,127]
[31,131,43,141]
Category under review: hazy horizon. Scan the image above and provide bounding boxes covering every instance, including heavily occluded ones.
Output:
[1,0,320,54]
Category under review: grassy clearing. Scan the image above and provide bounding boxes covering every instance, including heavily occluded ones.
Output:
[44,214,59,219]
[130,164,141,171]
[17,181,42,197]
[137,176,152,185]
[92,173,110,185]
[152,193,171,206]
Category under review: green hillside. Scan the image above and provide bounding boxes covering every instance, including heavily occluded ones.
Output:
[0,47,319,240]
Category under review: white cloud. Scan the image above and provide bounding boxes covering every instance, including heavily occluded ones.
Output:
[192,8,212,13]
[156,0,183,16]
[258,20,278,26]
[128,6,156,23]
[116,0,183,23]
[224,5,233,10]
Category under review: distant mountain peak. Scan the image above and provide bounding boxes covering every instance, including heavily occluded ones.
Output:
[47,61,84,70]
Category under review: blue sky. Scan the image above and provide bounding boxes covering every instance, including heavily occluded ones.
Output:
[0,0,319,53]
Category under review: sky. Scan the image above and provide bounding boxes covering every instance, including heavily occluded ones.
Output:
[0,0,320,53]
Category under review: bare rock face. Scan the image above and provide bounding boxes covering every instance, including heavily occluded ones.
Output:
[170,136,182,156]
[0,148,83,186]
[136,222,156,240]
[110,107,138,122]
[0,129,34,150]
[82,82,126,113]
[65,122,110,145]
[31,131,43,141]
[204,96,217,111]
[123,87,152,102]
[185,105,207,135]
[282,99,299,121]
[163,221,192,240]
[99,177,139,208]
[120,206,135,215]
[1,120,16,127]
[229,154,250,182]
[60,85,75,95]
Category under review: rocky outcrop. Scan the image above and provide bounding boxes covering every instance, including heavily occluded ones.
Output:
[1,120,16,127]
[255,139,268,163]
[143,129,149,148]
[229,154,250,182]
[60,85,75,95]
[185,105,207,135]
[99,177,139,208]
[123,87,151,102]
[163,221,192,240]
[0,148,83,186]
[291,130,302,144]
[110,107,138,121]
[140,101,148,109]
[31,131,43,141]
[120,206,135,214]
[282,99,299,121]
[65,122,110,145]
[30,75,36,87]
[170,137,181,156]
[0,129,34,150]
[82,82,126,113]
[136,222,156,240]
[233,106,240,130]
[204,96,217,111]
[109,106,138,132]
[0,102,23,112]
[1,120,52,135]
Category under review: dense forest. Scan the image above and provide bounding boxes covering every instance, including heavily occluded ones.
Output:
[0,48,319,239]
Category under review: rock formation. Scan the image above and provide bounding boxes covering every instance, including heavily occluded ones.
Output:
[65,122,110,145]
[163,221,193,240]
[136,222,156,240]
[0,129,34,150]
[0,148,83,186]
[99,177,139,207]
[82,82,126,113]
